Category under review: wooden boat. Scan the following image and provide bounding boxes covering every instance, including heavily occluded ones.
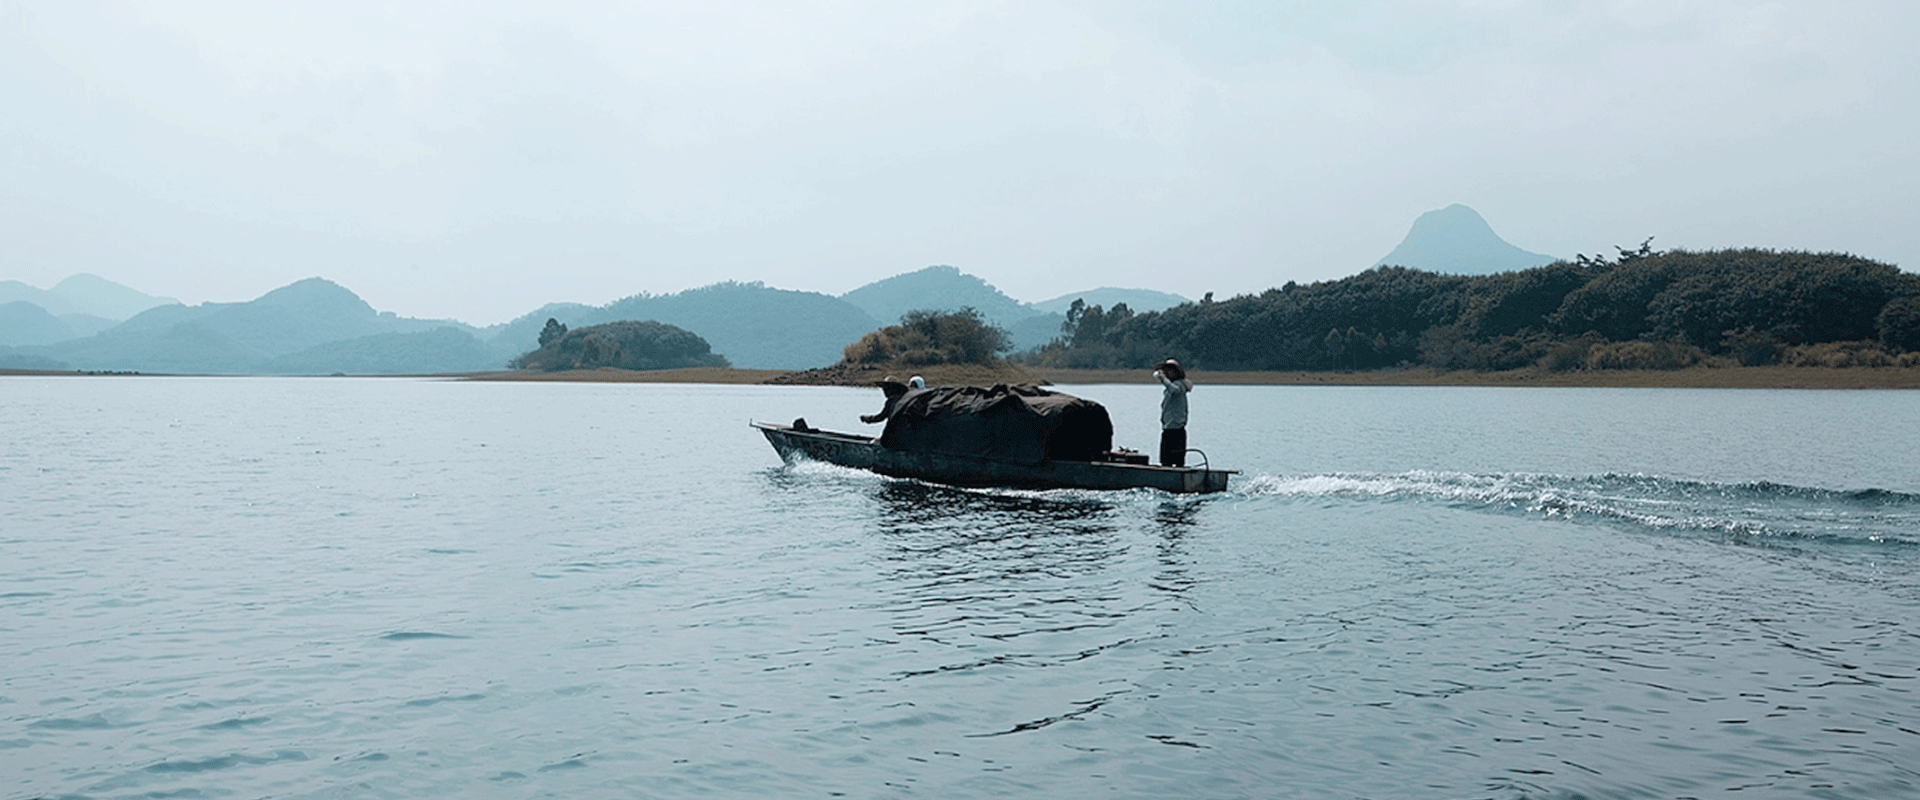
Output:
[753,421,1235,494]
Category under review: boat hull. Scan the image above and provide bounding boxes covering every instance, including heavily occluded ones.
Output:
[754,422,1233,494]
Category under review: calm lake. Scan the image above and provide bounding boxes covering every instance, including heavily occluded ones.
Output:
[4,377,1918,799]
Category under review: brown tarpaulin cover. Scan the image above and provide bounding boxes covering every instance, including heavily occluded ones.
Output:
[877,384,1114,464]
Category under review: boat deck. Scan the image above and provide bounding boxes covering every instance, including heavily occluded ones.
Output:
[753,421,1234,494]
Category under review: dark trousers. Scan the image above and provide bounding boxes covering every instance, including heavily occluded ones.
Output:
[1159,427,1187,467]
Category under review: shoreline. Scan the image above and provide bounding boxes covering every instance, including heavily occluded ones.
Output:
[9,364,1920,388]
[1030,365,1920,390]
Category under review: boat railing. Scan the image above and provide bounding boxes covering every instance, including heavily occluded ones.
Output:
[1184,448,1211,470]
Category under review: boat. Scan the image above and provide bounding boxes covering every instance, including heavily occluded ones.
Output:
[752,382,1233,494]
[752,421,1234,494]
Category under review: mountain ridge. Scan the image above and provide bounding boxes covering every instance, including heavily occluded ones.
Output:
[0,274,177,320]
[13,278,489,373]
[3,268,1197,373]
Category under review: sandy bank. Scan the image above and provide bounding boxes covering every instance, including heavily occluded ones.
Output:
[1028,365,1920,389]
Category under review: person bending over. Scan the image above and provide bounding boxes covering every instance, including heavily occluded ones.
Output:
[861,377,911,424]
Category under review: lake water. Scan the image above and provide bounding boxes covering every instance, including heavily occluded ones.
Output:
[4,377,1918,799]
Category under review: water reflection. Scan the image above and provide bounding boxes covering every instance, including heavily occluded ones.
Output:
[869,481,1122,583]
[1150,500,1200,603]
[860,481,1141,686]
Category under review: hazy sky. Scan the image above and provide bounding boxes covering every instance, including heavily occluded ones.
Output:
[3,1,1914,325]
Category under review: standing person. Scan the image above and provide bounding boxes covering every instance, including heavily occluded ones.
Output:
[1154,358,1193,467]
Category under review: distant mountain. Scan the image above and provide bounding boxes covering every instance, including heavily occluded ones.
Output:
[0,301,77,347]
[842,266,1040,327]
[262,328,500,375]
[186,278,391,356]
[1374,204,1558,275]
[487,282,881,370]
[841,265,1080,352]
[22,278,493,374]
[0,299,127,347]
[0,274,177,320]
[59,313,118,338]
[1031,287,1189,315]
[0,267,1198,373]
[41,319,274,374]
[1004,315,1069,353]
[0,346,67,370]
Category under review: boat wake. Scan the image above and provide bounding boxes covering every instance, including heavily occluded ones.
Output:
[1237,471,1920,548]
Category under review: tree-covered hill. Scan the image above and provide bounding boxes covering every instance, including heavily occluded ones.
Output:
[1025,248,1920,372]
[511,320,728,372]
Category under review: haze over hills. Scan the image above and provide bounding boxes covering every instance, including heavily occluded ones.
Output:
[2,267,1201,374]
[0,274,179,347]
[498,268,1191,368]
[1374,204,1558,275]
[840,266,1038,329]
[0,274,177,319]
[495,282,883,370]
[1031,288,1189,316]
[4,204,1571,374]
[840,265,1061,352]
[0,301,81,348]
[8,278,493,374]
[833,267,1190,353]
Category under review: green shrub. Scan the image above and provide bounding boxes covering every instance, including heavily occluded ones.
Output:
[1782,341,1894,368]
[1583,340,1708,370]
[512,320,728,371]
[844,308,1009,366]
[1538,335,1601,372]
[1418,328,1551,371]
[1878,296,1920,352]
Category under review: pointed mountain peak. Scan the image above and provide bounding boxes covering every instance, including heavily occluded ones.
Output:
[1375,204,1558,275]
[1416,204,1497,234]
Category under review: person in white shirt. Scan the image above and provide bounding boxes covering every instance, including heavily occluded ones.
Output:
[1154,358,1193,467]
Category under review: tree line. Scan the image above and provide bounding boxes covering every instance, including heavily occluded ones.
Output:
[1021,246,1920,372]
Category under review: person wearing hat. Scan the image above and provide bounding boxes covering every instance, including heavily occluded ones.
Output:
[1153,358,1193,467]
[861,376,911,424]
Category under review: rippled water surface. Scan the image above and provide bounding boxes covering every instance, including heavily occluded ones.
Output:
[4,378,1918,798]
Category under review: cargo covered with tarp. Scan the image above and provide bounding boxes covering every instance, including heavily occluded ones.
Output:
[877,384,1113,465]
